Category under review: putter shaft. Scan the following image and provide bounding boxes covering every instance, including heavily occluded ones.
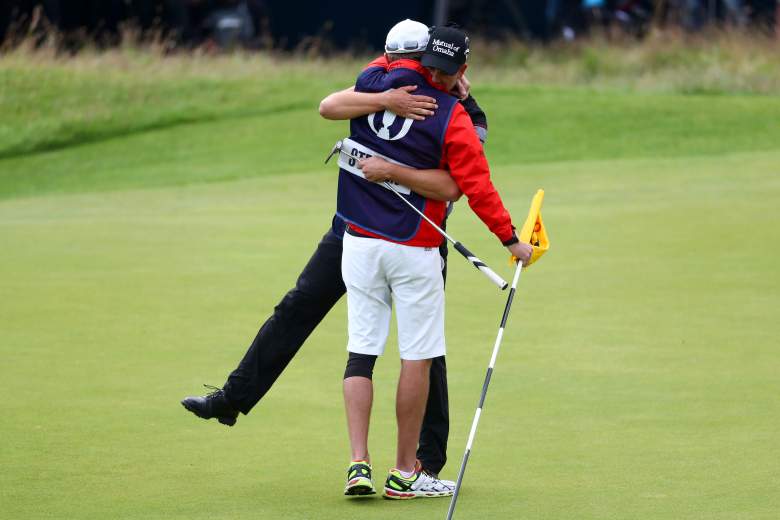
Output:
[381,181,508,290]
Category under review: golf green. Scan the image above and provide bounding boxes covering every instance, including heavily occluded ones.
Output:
[1,60,779,519]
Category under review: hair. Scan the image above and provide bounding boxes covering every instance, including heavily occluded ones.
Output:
[386,51,423,62]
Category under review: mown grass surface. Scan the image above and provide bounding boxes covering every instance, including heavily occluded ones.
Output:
[1,51,779,519]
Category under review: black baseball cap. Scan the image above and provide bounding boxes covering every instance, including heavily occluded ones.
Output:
[421,25,469,75]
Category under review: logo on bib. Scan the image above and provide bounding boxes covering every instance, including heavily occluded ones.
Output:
[367,110,414,141]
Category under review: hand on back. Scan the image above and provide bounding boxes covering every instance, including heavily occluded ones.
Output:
[384,85,438,120]
[451,75,471,100]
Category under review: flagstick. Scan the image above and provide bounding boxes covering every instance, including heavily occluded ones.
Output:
[445,260,524,520]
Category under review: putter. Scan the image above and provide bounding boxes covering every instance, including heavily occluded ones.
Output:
[445,259,524,519]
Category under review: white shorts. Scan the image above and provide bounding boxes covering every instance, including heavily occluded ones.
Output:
[341,233,445,361]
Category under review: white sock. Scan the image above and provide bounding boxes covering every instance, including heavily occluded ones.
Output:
[398,468,415,479]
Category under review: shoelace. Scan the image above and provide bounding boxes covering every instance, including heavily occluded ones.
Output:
[203,384,222,398]
[420,470,454,491]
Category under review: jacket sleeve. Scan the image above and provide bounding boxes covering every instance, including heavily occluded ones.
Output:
[355,56,390,93]
[459,94,488,143]
[442,102,515,244]
[363,55,389,70]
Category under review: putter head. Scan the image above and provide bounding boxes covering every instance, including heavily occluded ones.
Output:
[325,140,343,164]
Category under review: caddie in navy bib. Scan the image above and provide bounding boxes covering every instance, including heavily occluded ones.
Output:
[335,58,459,245]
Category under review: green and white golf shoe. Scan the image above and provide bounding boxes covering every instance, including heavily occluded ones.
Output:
[344,461,376,496]
[382,462,455,500]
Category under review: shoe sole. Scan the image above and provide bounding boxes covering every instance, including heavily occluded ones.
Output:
[345,478,376,496]
[382,488,453,500]
[180,400,236,427]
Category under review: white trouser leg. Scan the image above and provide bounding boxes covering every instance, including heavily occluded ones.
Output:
[386,242,445,360]
[342,234,391,356]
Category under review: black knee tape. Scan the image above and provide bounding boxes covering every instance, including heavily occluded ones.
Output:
[344,352,377,380]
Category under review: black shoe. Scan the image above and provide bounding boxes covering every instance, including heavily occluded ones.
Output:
[181,385,239,427]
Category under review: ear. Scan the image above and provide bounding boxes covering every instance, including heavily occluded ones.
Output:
[457,64,468,77]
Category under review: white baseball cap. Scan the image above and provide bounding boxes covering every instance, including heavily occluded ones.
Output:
[385,19,429,54]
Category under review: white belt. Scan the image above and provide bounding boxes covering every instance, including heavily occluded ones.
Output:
[336,138,412,195]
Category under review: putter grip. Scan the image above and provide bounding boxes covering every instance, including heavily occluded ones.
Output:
[453,242,508,290]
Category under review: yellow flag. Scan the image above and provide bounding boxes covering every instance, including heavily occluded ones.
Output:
[515,189,549,267]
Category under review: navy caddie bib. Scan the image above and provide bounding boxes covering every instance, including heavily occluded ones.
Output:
[335,61,459,243]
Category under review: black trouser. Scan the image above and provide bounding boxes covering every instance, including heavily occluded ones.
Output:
[222,229,449,474]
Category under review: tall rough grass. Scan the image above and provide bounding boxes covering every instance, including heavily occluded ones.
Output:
[0,46,359,158]
[472,29,780,94]
[2,29,778,94]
